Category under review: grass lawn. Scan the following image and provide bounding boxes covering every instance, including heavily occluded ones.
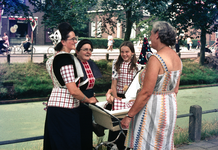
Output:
[0,86,218,150]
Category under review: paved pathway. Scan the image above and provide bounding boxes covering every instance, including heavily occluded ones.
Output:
[177,136,218,150]
[0,45,215,63]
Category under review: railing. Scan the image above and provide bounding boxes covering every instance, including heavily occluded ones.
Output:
[0,104,217,146]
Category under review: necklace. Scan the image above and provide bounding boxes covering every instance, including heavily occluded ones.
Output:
[158,46,167,51]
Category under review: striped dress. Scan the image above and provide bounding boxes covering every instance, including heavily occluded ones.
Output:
[125,54,182,150]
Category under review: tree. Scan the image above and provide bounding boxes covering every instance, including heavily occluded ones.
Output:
[0,0,32,18]
[97,0,168,41]
[162,0,218,65]
[29,0,97,36]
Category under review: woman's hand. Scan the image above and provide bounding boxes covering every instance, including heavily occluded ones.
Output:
[86,97,98,104]
[121,116,132,129]
[106,95,114,104]
[115,96,122,101]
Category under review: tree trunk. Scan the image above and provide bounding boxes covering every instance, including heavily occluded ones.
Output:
[124,9,133,41]
[199,28,206,65]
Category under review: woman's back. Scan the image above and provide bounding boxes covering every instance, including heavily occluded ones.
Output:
[157,48,182,74]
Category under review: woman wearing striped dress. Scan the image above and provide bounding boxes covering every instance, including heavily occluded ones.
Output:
[121,21,182,150]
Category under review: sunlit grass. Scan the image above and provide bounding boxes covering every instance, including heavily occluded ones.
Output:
[174,118,218,147]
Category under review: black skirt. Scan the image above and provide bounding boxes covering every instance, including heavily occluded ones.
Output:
[80,88,94,150]
[43,106,81,150]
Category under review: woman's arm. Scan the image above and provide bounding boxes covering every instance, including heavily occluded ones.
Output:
[111,79,120,99]
[121,56,160,128]
[66,82,97,104]
[59,63,97,104]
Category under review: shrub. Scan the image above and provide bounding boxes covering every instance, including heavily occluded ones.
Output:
[79,37,125,49]
[95,59,108,70]
[0,58,218,100]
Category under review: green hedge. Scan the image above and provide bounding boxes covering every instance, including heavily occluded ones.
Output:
[183,39,216,48]
[0,58,218,100]
[79,37,131,49]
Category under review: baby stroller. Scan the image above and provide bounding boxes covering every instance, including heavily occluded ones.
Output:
[0,40,10,54]
[88,103,127,150]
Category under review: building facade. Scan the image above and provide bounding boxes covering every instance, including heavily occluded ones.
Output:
[0,1,217,46]
[0,0,51,45]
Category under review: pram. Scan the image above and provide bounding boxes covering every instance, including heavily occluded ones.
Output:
[89,71,142,150]
[89,102,129,150]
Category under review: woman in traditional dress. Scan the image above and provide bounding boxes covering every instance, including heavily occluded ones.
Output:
[121,21,182,150]
[44,22,101,150]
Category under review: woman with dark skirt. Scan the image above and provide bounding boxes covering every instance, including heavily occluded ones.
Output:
[44,22,101,150]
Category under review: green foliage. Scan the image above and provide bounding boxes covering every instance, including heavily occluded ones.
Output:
[29,0,97,36]
[201,119,218,140]
[136,15,160,40]
[97,0,168,41]
[0,58,218,100]
[174,119,218,146]
[94,59,112,93]
[95,59,108,70]
[1,0,32,17]
[180,59,218,85]
[160,0,218,65]
[79,37,124,49]
[0,62,52,100]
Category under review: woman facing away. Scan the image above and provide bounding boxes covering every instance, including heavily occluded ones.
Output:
[121,21,182,150]
[44,22,101,150]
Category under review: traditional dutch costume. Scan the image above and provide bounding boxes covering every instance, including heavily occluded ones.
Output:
[44,51,101,150]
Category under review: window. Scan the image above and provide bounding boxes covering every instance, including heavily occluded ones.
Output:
[91,21,102,37]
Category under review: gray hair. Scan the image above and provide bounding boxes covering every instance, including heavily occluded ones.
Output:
[152,21,176,46]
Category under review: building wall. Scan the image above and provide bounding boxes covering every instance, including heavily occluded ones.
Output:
[0,1,47,45]
[90,13,150,40]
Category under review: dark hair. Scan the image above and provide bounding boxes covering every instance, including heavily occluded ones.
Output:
[152,21,176,46]
[75,39,93,57]
[115,41,137,73]
[76,39,93,51]
[54,22,74,51]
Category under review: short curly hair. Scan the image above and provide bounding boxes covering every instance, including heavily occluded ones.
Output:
[152,21,176,46]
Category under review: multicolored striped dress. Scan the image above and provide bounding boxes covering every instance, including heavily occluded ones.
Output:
[125,54,182,150]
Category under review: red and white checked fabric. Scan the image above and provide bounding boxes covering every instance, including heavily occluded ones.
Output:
[60,65,75,84]
[112,60,138,94]
[82,62,95,89]
[113,98,135,110]
[48,87,80,108]
[46,54,80,109]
